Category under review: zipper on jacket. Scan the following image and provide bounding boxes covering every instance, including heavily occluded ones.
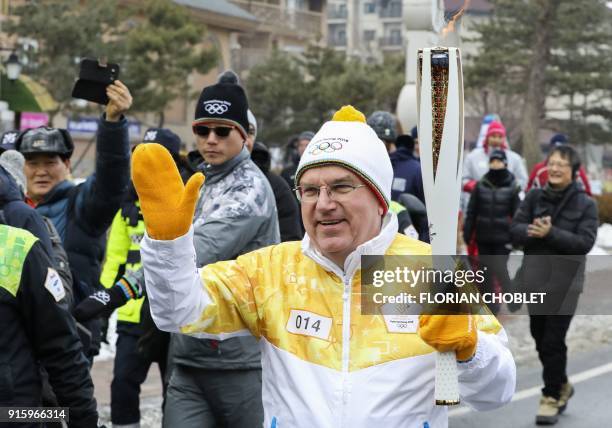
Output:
[341,275,352,427]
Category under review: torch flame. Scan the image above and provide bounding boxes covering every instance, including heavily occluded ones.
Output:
[441,0,471,37]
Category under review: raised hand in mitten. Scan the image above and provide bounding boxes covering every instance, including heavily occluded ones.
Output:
[131,143,204,240]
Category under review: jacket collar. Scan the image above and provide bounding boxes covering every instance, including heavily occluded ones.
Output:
[301,211,399,279]
[200,145,250,185]
[38,180,75,206]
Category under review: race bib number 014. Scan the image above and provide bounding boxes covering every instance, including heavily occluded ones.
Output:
[286,309,332,341]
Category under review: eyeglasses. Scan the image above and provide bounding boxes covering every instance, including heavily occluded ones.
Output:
[193,125,234,138]
[546,161,571,169]
[294,183,366,203]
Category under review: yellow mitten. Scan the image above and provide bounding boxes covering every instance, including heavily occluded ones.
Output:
[418,314,478,361]
[131,143,205,240]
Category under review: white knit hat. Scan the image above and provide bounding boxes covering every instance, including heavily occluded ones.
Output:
[0,149,26,194]
[295,105,393,214]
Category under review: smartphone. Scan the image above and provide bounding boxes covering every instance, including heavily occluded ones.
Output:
[71,58,120,105]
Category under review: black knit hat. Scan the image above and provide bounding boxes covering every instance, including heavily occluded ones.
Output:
[489,148,507,166]
[193,70,249,139]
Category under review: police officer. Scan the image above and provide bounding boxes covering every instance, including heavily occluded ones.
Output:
[0,221,99,427]
[16,81,133,360]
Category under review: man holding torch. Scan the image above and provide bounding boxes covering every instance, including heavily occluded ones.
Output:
[132,103,515,427]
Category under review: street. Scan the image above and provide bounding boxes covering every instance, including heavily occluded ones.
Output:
[93,315,612,427]
[450,343,612,427]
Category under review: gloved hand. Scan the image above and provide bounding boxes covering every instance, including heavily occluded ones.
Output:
[131,143,205,240]
[73,277,142,322]
[418,314,478,361]
[462,180,477,193]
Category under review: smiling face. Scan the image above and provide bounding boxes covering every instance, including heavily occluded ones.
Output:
[546,151,573,189]
[194,121,244,165]
[24,153,70,203]
[299,165,384,267]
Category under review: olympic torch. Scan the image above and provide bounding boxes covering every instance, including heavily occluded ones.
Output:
[417,47,465,405]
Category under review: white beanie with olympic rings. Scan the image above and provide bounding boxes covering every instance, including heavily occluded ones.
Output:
[295,105,393,214]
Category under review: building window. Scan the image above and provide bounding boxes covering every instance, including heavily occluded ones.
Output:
[389,29,402,45]
[364,30,376,42]
[380,1,402,18]
[329,3,348,19]
[364,2,375,14]
[329,24,347,46]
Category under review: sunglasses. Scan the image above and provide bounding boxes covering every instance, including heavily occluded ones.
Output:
[193,125,234,138]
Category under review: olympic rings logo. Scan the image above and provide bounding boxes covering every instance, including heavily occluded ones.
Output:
[308,141,343,155]
[204,103,229,115]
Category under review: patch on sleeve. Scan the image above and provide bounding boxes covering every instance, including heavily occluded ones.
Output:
[392,177,407,192]
[44,268,66,302]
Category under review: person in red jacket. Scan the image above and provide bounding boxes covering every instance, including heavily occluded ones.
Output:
[526,134,592,195]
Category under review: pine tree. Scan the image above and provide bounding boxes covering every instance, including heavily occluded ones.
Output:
[464,0,612,168]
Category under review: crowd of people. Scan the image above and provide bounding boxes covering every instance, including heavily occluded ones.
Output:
[0,68,599,428]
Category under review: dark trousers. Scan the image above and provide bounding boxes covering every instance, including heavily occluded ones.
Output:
[111,327,167,425]
[529,315,573,399]
[476,243,512,314]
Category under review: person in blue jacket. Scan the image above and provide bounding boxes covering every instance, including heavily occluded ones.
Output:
[16,80,133,360]
[390,134,425,204]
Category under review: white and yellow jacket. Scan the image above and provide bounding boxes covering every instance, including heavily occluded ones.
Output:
[141,213,516,428]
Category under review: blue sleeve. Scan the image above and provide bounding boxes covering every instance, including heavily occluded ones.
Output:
[413,163,425,204]
[74,114,130,237]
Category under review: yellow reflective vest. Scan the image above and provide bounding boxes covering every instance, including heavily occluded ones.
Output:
[100,206,145,323]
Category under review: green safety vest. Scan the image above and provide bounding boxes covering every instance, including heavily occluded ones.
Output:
[100,208,145,323]
[0,224,38,297]
[389,200,407,214]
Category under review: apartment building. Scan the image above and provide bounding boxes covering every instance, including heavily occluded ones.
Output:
[327,0,404,61]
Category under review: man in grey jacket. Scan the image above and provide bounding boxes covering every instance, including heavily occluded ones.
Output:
[161,71,279,427]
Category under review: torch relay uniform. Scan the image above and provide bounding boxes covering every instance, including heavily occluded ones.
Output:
[137,108,516,428]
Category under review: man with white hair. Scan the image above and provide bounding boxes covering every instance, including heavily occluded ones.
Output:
[132,106,516,427]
